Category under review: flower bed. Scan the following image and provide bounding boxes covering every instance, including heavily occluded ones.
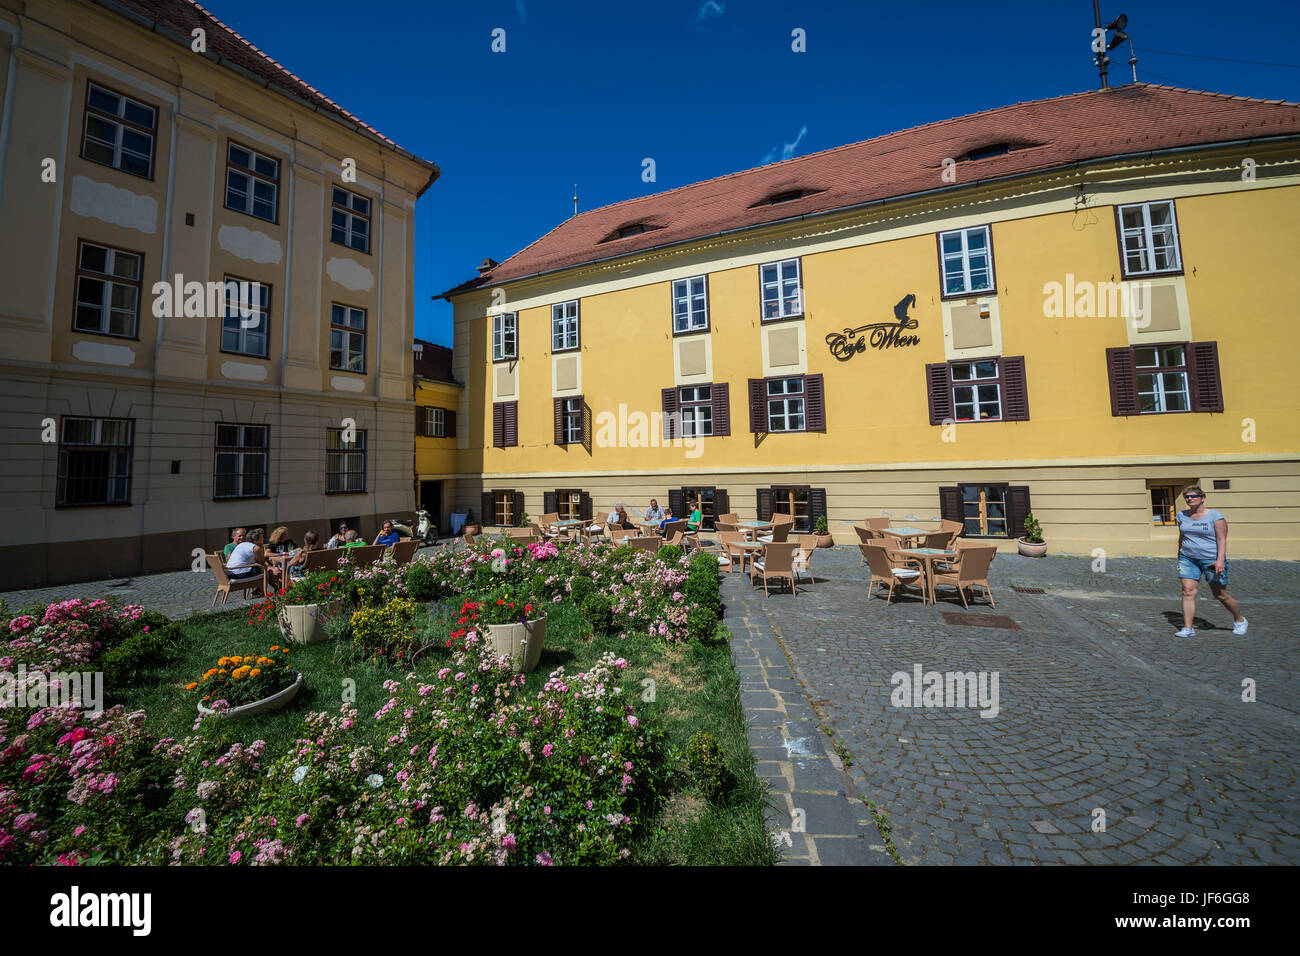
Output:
[188,647,295,709]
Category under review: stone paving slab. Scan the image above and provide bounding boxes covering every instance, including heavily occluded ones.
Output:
[722,548,1300,865]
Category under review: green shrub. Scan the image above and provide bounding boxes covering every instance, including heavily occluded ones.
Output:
[1022,511,1044,544]
[405,559,449,602]
[684,552,721,642]
[656,544,684,565]
[99,620,180,688]
[579,591,614,633]
[685,730,734,803]
[349,598,418,662]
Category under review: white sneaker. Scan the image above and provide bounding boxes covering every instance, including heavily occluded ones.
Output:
[1174,627,1196,638]
[1232,618,1249,636]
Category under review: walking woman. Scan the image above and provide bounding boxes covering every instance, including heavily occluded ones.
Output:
[1175,485,1247,638]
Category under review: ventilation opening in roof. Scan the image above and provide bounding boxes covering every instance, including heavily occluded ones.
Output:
[598,222,662,243]
[957,140,1044,163]
[749,187,825,208]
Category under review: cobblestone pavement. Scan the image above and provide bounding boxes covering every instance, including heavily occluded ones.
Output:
[720,548,1300,865]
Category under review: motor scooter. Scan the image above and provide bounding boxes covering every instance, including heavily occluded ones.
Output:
[390,509,439,546]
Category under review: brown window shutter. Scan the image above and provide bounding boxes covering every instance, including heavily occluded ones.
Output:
[1006,486,1032,540]
[481,491,494,524]
[504,402,518,447]
[574,394,584,443]
[661,386,679,440]
[668,489,685,518]
[714,488,729,516]
[553,398,564,445]
[445,408,456,438]
[756,488,774,521]
[804,373,825,431]
[748,378,768,433]
[926,363,952,425]
[711,382,730,436]
[1001,356,1030,421]
[492,403,504,448]
[581,401,592,455]
[1105,347,1138,416]
[809,487,828,528]
[939,486,962,528]
[1187,341,1224,413]
[579,491,592,521]
[543,491,557,514]
[416,410,424,440]
[512,490,525,524]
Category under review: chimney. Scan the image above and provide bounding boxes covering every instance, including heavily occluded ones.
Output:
[477,257,498,275]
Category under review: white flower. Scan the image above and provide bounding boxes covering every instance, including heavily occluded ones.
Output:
[367,773,384,788]
[491,557,508,573]
[292,766,309,785]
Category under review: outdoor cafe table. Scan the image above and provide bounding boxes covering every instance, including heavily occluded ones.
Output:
[553,518,585,539]
[881,526,929,547]
[633,520,664,537]
[897,548,958,604]
[735,520,774,542]
[730,540,764,574]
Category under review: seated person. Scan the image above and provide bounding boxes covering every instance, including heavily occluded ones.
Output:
[223,527,246,559]
[341,530,365,549]
[326,522,351,549]
[687,506,703,533]
[225,528,279,590]
[374,520,401,547]
[267,525,296,554]
[644,499,665,523]
[288,530,319,578]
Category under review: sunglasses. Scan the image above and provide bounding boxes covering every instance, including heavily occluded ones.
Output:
[1183,494,1203,500]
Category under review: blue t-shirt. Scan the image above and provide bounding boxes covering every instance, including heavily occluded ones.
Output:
[1176,508,1224,561]
[376,532,401,546]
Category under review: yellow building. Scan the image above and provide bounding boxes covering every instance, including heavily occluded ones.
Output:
[0,0,438,587]
[413,338,462,531]
[444,85,1300,557]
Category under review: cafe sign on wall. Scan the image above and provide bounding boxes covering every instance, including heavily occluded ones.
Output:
[825,294,920,360]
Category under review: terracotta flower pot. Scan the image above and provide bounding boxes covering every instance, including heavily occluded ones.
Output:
[278,604,326,645]
[485,613,547,673]
[1017,537,1048,558]
[815,533,835,548]
[197,671,302,719]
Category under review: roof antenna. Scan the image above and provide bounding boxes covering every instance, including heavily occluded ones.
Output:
[1093,5,1132,88]
[573,184,578,217]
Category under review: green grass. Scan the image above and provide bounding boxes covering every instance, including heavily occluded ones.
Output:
[106,598,776,866]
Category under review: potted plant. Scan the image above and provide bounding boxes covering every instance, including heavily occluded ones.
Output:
[469,583,546,673]
[1018,512,1048,557]
[189,646,302,719]
[812,514,834,548]
[463,507,479,536]
[254,571,345,645]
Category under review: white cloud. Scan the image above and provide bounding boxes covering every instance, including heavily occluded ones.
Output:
[696,1,725,23]
[762,125,808,164]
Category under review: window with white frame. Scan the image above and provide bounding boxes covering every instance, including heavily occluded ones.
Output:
[74,241,142,338]
[423,406,446,438]
[81,82,156,179]
[552,300,579,352]
[330,304,366,372]
[951,360,1002,421]
[1118,200,1181,276]
[562,397,583,444]
[1134,344,1190,413]
[225,142,279,222]
[331,186,371,253]
[679,385,713,437]
[221,277,270,357]
[214,424,269,499]
[492,312,517,361]
[57,417,134,506]
[672,276,709,333]
[939,225,994,296]
[767,377,805,432]
[760,258,802,320]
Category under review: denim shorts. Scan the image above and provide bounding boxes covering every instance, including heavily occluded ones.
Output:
[1179,554,1228,586]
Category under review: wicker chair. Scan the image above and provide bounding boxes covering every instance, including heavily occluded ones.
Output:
[920,530,956,551]
[389,539,420,565]
[609,525,635,543]
[750,541,800,597]
[855,525,886,565]
[792,534,819,584]
[863,517,892,531]
[931,546,997,608]
[206,553,266,606]
[758,521,792,544]
[346,544,386,569]
[861,543,923,605]
[702,530,745,573]
[628,535,661,553]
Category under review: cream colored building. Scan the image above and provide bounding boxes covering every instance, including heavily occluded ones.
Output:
[0,0,438,588]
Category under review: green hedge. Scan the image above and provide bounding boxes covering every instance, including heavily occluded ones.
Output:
[684,551,721,643]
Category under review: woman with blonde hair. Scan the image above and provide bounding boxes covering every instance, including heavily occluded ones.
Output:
[1174,485,1247,638]
[287,529,319,579]
[268,525,296,554]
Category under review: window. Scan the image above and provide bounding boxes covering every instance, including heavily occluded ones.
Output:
[1134,344,1190,413]
[226,142,279,222]
[1117,200,1181,277]
[771,486,811,533]
[220,277,270,357]
[679,385,714,437]
[494,491,515,526]
[760,258,802,320]
[1150,485,1180,526]
[56,417,134,506]
[552,397,584,444]
[214,424,269,499]
[618,224,646,238]
[672,276,709,333]
[81,82,155,178]
[551,301,580,352]
[681,487,716,530]
[326,427,366,493]
[951,360,1002,421]
[493,402,518,448]
[330,304,366,372]
[939,225,994,296]
[961,484,1007,537]
[419,407,446,438]
[492,312,517,362]
[331,186,371,253]
[767,378,805,432]
[556,489,583,521]
[74,241,142,338]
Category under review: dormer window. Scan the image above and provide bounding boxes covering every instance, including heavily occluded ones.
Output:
[618,224,646,238]
[751,187,823,208]
[769,190,805,204]
[963,144,1010,161]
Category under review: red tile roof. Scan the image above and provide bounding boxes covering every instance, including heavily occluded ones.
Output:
[93,0,439,188]
[447,84,1299,296]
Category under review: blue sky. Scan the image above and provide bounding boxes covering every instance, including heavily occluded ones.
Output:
[205,0,1300,345]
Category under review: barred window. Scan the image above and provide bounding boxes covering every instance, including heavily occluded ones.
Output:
[214,424,269,499]
[57,417,134,506]
[326,427,366,494]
